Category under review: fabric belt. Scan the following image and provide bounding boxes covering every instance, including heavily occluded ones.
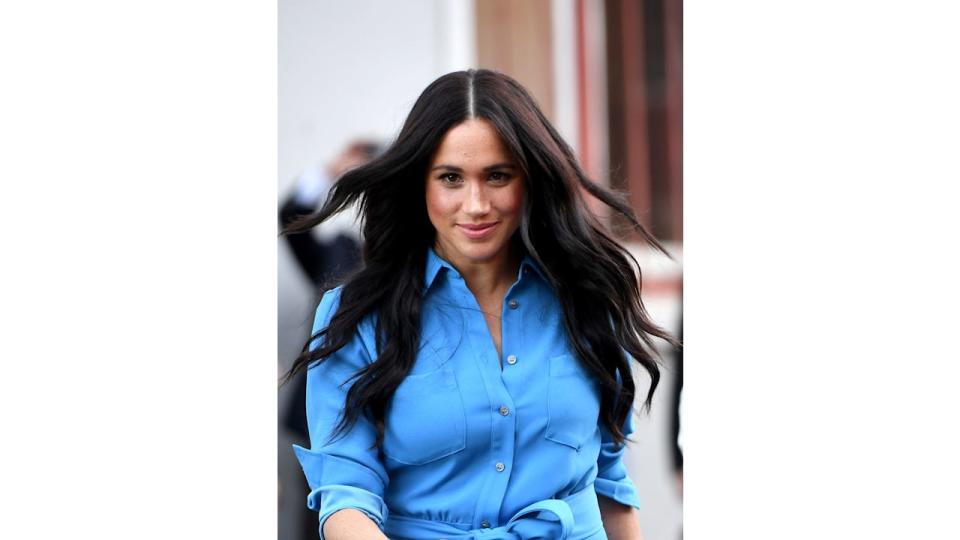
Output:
[383,486,604,540]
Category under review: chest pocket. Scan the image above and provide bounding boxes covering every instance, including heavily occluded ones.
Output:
[545,354,602,451]
[383,364,467,465]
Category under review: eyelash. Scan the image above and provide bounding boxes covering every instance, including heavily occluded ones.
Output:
[438,172,512,184]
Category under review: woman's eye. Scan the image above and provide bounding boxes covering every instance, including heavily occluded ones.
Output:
[439,173,461,184]
[489,172,511,182]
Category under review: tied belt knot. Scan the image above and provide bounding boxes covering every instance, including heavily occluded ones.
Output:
[384,486,602,540]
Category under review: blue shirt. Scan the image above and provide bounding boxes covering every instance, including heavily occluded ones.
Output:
[293,247,641,539]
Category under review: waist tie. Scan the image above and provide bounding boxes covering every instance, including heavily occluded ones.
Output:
[384,486,603,540]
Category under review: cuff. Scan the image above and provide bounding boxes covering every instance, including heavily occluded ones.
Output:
[316,485,389,540]
[594,475,641,509]
[292,445,389,538]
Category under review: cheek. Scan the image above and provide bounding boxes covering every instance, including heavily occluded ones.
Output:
[498,183,525,218]
[425,185,457,224]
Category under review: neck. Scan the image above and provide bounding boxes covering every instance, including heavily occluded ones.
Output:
[436,240,522,298]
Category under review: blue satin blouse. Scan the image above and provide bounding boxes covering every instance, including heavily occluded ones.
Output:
[293,247,641,539]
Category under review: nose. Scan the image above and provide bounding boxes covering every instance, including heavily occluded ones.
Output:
[463,179,491,216]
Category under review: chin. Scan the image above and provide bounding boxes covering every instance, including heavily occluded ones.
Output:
[451,239,509,263]
[458,244,500,262]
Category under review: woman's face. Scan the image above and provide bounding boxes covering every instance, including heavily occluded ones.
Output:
[425,118,525,268]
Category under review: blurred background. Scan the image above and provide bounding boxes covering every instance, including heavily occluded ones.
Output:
[278,1,682,539]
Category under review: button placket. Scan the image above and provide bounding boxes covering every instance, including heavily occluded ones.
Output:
[467,278,520,532]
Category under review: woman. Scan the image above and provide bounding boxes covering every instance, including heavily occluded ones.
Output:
[283,69,675,540]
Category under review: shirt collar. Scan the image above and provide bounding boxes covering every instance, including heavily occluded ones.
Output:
[424,246,548,290]
[424,246,458,289]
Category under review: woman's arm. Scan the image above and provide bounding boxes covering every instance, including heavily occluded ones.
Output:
[598,495,646,540]
[322,509,389,540]
[293,288,390,540]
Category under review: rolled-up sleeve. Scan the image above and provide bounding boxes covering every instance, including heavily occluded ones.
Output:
[291,287,389,538]
[594,410,641,509]
[594,363,641,509]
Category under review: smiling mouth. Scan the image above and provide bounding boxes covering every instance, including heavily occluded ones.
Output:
[457,222,499,239]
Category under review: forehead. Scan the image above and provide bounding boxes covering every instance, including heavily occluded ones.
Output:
[430,119,515,165]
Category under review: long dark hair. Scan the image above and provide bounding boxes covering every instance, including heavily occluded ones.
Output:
[282,69,677,448]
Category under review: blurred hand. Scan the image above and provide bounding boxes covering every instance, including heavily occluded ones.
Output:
[293,140,379,208]
[327,141,378,179]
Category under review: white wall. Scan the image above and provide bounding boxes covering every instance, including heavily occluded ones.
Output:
[278,0,475,193]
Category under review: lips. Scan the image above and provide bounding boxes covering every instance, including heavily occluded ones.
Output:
[456,221,499,239]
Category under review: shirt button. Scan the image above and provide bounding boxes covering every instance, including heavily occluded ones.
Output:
[480,520,491,529]
[506,355,517,365]
[495,462,505,472]
[499,405,509,416]
[508,299,519,309]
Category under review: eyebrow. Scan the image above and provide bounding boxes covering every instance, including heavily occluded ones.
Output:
[430,163,518,172]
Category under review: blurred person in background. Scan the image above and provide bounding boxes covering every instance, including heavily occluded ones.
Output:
[669,316,683,540]
[279,140,381,295]
[282,69,677,540]
[669,317,683,496]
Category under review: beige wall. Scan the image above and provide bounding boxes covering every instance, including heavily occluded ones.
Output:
[475,0,556,121]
